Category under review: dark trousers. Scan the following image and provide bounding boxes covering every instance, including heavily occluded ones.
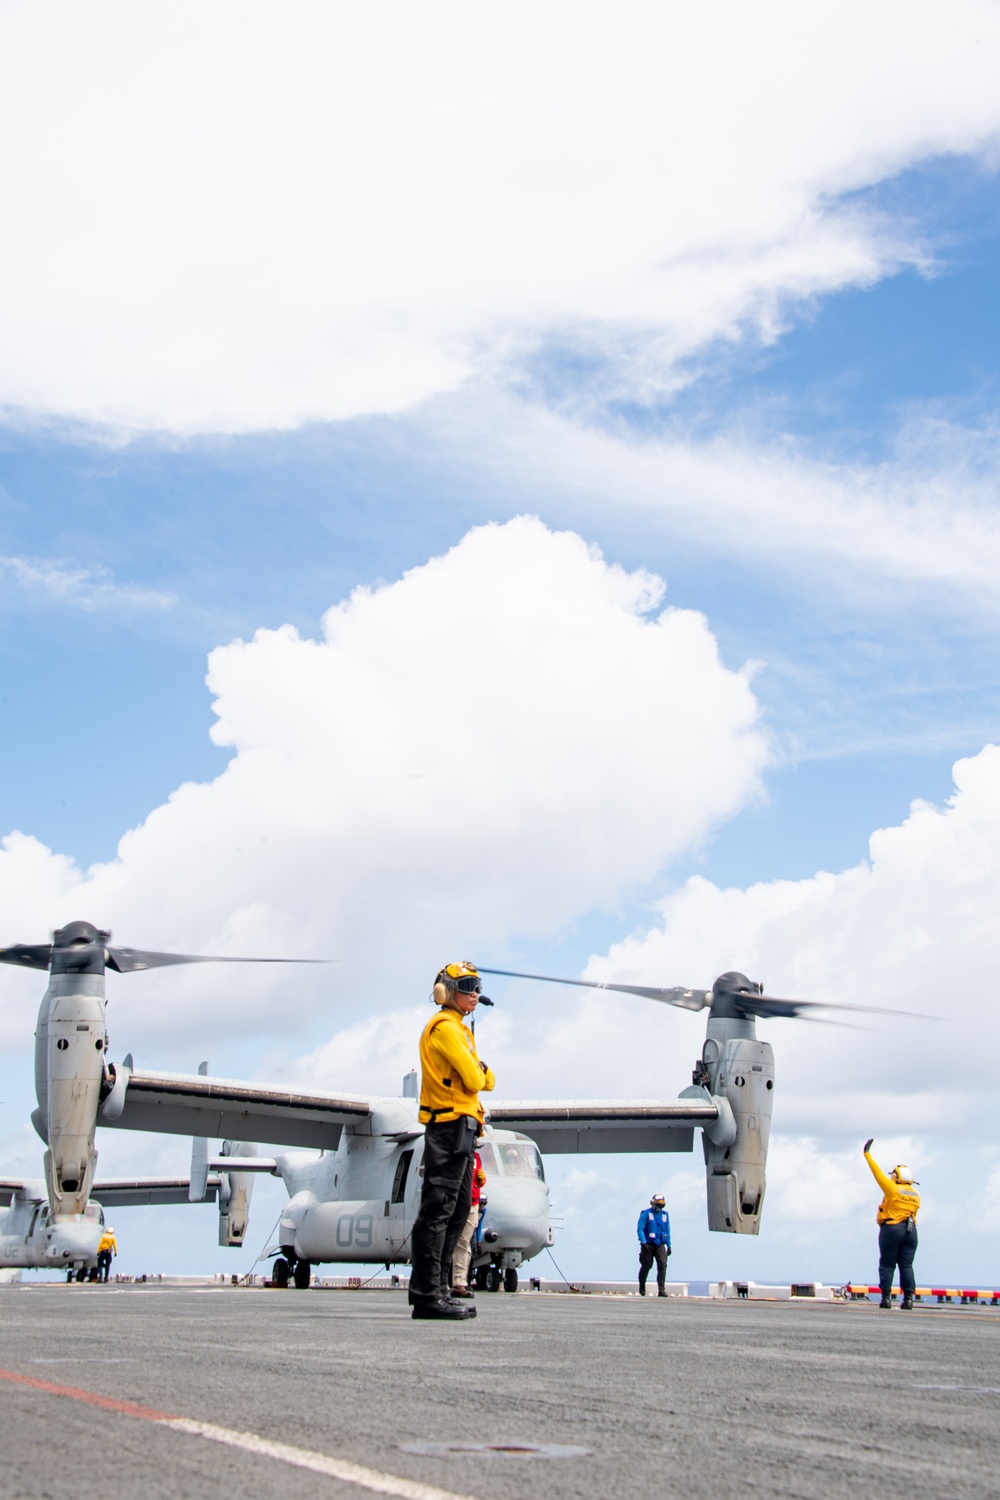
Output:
[878,1220,917,1297]
[97,1250,112,1283]
[409,1117,476,1305]
[639,1243,668,1289]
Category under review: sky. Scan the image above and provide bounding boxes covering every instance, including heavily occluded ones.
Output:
[2,0,1000,1289]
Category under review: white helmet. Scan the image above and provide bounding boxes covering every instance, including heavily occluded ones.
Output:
[892,1165,914,1185]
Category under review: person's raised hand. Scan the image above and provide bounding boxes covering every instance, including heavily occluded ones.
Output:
[863,1138,874,1154]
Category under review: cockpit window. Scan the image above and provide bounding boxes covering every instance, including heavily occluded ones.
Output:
[477,1144,497,1176]
[497,1143,544,1181]
[84,1203,105,1225]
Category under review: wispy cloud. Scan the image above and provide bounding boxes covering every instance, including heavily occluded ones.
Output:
[0,554,174,611]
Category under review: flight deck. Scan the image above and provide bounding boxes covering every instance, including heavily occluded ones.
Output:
[1,1284,996,1499]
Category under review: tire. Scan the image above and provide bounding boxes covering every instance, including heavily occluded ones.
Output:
[293,1260,312,1290]
[272,1256,291,1288]
[503,1267,518,1293]
[473,1266,488,1291]
[75,1268,87,1282]
[484,1266,502,1293]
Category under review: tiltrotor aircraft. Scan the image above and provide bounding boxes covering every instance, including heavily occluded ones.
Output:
[0,1130,264,1280]
[0,1138,257,1280]
[1,922,895,1289]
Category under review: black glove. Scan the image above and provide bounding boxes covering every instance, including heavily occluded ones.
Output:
[665,1248,671,1258]
[863,1138,874,1154]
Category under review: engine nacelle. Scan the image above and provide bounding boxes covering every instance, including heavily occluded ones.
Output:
[693,1018,775,1235]
[34,976,106,1217]
[218,1140,257,1247]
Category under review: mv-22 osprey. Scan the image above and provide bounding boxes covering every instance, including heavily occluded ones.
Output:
[1,923,891,1289]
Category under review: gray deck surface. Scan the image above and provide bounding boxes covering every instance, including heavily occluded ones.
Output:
[1,1285,997,1499]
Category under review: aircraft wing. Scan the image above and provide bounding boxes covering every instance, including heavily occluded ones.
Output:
[101,1067,373,1151]
[0,1179,31,1207]
[90,1174,225,1206]
[488,1098,719,1154]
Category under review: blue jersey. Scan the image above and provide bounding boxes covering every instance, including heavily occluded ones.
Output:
[637,1207,671,1247]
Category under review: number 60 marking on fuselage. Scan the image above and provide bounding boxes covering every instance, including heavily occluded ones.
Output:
[335,1212,375,1249]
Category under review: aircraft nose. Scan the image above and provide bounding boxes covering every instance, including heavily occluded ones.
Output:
[46,1224,101,1261]
[481,1180,549,1256]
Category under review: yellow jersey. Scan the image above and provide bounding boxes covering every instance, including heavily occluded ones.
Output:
[418,1007,495,1126]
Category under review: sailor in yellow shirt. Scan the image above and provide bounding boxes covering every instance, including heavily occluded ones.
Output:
[864,1139,920,1310]
[409,961,495,1321]
[96,1227,117,1283]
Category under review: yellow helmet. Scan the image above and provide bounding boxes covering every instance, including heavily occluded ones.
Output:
[432,961,482,1003]
[892,1165,914,1185]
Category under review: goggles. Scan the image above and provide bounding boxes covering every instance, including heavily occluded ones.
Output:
[454,976,482,994]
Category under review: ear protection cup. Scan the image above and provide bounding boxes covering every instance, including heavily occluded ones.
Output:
[432,981,450,1005]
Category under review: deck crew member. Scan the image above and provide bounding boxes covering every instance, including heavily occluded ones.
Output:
[410,962,495,1322]
[864,1139,920,1310]
[637,1193,671,1297]
[96,1226,117,1283]
[451,1149,487,1299]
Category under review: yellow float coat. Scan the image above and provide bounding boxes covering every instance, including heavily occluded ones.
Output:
[865,1151,920,1224]
[419,1008,495,1126]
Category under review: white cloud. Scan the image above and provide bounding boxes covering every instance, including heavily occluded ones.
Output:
[579,743,1000,1116]
[0,517,768,1057]
[0,1,998,433]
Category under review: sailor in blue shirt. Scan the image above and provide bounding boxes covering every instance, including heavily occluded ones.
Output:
[637,1194,671,1297]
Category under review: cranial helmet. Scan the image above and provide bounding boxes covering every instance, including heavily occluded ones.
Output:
[431,961,481,1005]
[650,1194,666,1207]
[892,1165,914,1185]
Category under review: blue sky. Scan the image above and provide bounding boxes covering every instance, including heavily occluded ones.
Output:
[3,2,1000,1285]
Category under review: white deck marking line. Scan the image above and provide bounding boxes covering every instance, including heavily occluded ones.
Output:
[0,1368,479,1500]
[165,1419,481,1500]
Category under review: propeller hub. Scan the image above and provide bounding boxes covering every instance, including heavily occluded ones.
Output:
[708,972,762,1019]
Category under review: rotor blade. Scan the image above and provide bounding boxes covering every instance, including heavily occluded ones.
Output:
[745,994,931,1021]
[106,947,329,973]
[477,967,711,1011]
[0,944,53,971]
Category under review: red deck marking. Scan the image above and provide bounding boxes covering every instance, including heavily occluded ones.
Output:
[0,1367,175,1422]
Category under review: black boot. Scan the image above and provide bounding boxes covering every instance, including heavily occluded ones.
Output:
[901,1293,914,1310]
[657,1287,667,1297]
[412,1299,477,1320]
[638,1284,646,1296]
[879,1295,892,1308]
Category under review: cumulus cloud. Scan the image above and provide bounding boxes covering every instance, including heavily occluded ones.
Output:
[578,744,1000,1116]
[0,517,767,1055]
[0,2,998,433]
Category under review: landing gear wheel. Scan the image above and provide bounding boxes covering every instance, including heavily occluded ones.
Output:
[272,1256,291,1288]
[293,1260,312,1289]
[75,1267,86,1282]
[473,1266,488,1291]
[484,1266,502,1293]
[503,1267,519,1293]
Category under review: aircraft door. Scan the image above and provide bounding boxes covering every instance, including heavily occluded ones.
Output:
[388,1147,415,1255]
